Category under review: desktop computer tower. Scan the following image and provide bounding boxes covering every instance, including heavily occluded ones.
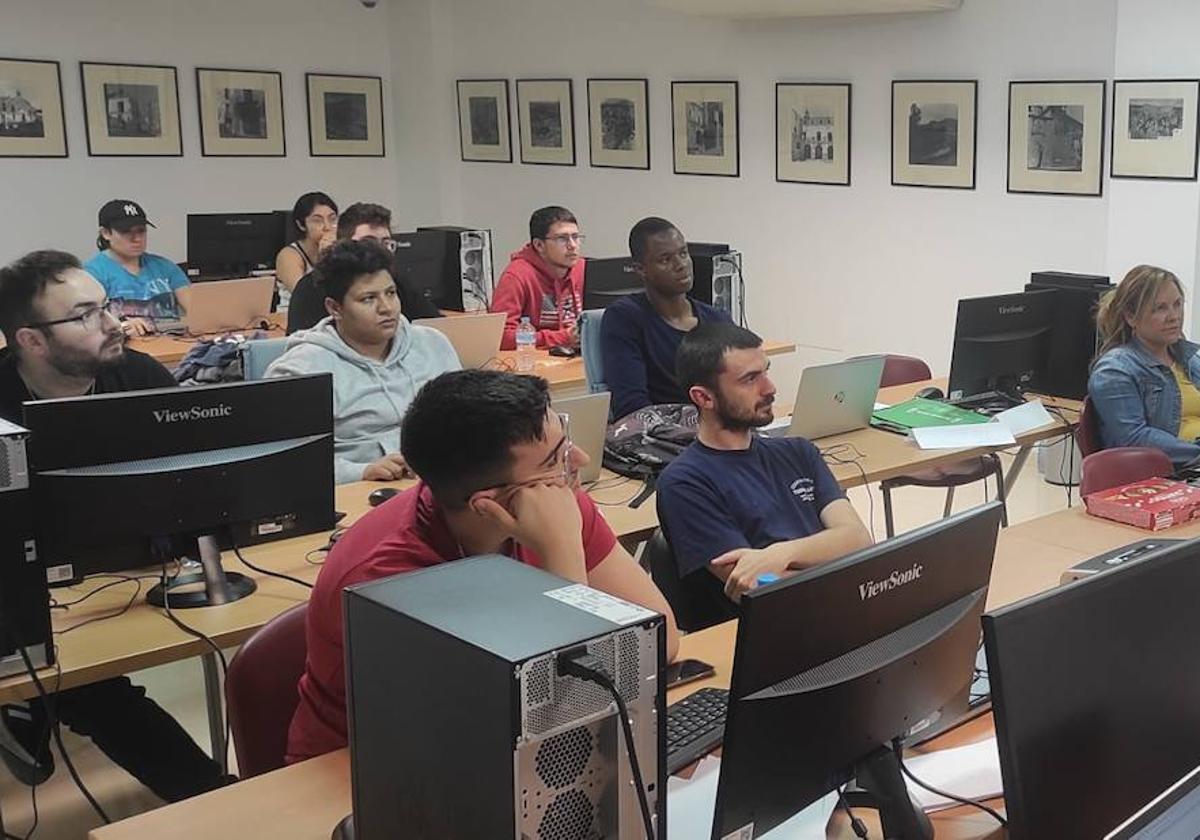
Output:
[1025,270,1110,400]
[344,555,666,839]
[690,243,743,325]
[0,422,52,678]
[417,225,495,311]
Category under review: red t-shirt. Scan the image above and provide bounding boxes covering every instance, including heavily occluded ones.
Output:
[285,481,617,763]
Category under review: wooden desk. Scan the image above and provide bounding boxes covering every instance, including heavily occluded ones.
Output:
[127,313,287,367]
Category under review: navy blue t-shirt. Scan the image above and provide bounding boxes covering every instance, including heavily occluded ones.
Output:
[657,436,845,622]
[600,292,731,419]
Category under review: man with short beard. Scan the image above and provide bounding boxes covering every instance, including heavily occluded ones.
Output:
[656,321,872,622]
[0,250,230,800]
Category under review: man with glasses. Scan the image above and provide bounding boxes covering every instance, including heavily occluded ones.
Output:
[0,250,231,800]
[286,202,441,335]
[285,368,680,763]
[601,216,733,419]
[490,205,585,350]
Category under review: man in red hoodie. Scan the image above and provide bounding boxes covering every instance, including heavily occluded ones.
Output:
[490,205,585,349]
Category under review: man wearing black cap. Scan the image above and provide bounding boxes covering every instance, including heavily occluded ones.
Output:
[83,199,192,336]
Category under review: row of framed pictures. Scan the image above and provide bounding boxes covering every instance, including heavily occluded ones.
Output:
[0,56,385,158]
[456,77,1200,195]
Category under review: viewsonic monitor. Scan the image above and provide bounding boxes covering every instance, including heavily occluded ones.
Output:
[186,212,287,280]
[947,290,1056,406]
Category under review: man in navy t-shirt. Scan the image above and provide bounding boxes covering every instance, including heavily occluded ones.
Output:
[657,322,872,622]
[600,217,731,420]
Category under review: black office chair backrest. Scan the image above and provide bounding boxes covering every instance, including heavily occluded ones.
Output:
[643,528,733,633]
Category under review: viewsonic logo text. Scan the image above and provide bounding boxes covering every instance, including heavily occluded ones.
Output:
[153,404,233,423]
[858,564,924,601]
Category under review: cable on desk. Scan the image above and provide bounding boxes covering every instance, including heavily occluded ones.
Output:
[890,738,1007,827]
[51,574,160,611]
[230,542,313,590]
[821,443,875,539]
[836,785,869,839]
[52,576,148,636]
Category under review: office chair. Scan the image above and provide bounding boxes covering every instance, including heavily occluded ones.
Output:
[643,528,730,633]
[873,354,1008,537]
[578,308,607,395]
[1075,396,1102,458]
[225,603,308,778]
[1079,447,1172,497]
[241,336,289,380]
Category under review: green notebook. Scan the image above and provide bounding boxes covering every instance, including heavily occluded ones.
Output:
[871,397,990,433]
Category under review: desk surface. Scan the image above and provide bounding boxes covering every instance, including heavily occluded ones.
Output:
[127,313,287,366]
[89,502,1158,840]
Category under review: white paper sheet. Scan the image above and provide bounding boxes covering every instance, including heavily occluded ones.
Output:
[904,737,1004,812]
[992,399,1054,436]
[910,424,1017,450]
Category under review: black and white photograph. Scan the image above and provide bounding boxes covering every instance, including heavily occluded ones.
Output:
[672,81,738,177]
[307,73,384,156]
[81,62,179,156]
[1112,79,1199,180]
[456,79,511,163]
[0,58,66,157]
[776,83,851,185]
[516,78,574,166]
[196,68,284,156]
[1009,80,1105,195]
[587,78,649,169]
[104,83,160,137]
[892,80,976,189]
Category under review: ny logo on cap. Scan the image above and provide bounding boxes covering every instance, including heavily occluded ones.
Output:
[124,204,139,216]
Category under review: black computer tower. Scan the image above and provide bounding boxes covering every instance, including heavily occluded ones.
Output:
[0,424,52,677]
[344,555,666,839]
[416,225,495,311]
[1025,270,1111,400]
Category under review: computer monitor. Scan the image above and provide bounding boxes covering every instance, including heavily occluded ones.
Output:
[583,256,642,311]
[711,502,1003,840]
[186,212,288,280]
[22,375,336,607]
[1025,270,1111,400]
[946,289,1057,406]
[982,538,1200,839]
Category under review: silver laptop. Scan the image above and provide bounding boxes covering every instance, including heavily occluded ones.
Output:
[182,275,275,335]
[768,356,885,440]
[552,391,611,484]
[412,312,505,369]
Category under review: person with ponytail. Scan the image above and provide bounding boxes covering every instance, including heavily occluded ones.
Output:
[1088,264,1200,467]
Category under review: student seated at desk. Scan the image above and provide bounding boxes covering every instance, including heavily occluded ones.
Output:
[285,369,680,763]
[275,191,338,310]
[83,199,191,337]
[657,322,872,621]
[0,250,229,800]
[489,205,584,350]
[266,239,459,484]
[600,217,731,420]
[1089,265,1200,468]
[286,201,440,334]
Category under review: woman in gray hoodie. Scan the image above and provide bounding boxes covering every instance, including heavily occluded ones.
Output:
[266,239,460,483]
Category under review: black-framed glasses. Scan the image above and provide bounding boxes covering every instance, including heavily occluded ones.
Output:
[24,300,122,332]
[469,412,576,500]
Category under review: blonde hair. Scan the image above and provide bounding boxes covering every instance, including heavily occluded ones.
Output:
[1094,265,1184,361]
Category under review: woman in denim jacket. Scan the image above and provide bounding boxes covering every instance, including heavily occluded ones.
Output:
[1088,265,1200,467]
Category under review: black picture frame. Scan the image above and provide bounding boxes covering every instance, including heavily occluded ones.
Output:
[0,56,68,158]
[586,77,650,170]
[890,79,978,190]
[456,78,512,163]
[1110,78,1200,181]
[515,78,576,167]
[775,81,852,186]
[305,72,385,158]
[1007,79,1106,197]
[195,66,286,158]
[79,60,183,157]
[671,80,739,177]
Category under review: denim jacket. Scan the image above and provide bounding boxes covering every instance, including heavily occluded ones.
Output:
[1088,337,1200,467]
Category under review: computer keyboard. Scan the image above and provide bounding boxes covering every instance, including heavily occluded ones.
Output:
[665,687,729,774]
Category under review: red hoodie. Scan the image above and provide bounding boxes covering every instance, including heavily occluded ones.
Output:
[490,243,585,349]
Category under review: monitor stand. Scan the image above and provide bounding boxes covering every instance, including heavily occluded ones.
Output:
[146,533,257,609]
[331,814,354,840]
[844,747,934,840]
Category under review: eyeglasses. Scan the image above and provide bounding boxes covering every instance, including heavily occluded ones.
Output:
[306,213,339,228]
[472,412,577,499]
[24,300,122,332]
[543,233,586,246]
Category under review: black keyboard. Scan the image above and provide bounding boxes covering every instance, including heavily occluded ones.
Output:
[665,687,729,774]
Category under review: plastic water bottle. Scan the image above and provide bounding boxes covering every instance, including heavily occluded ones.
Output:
[515,317,536,373]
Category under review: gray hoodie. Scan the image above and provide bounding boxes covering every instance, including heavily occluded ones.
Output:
[266,316,460,483]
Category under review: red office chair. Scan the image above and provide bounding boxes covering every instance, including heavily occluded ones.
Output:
[225,603,309,778]
[871,354,1008,538]
[1079,447,1172,497]
[1075,397,1102,458]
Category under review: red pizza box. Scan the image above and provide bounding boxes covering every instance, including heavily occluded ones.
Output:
[1084,477,1200,531]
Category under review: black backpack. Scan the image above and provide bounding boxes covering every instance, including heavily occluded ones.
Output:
[603,404,698,506]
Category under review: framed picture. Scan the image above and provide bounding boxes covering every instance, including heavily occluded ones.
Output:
[456,79,511,163]
[1008,80,1106,196]
[80,62,181,157]
[0,57,67,157]
[516,78,575,166]
[672,81,739,177]
[195,67,285,157]
[587,78,649,170]
[891,80,977,189]
[305,73,384,157]
[776,82,851,186]
[1111,79,1200,181]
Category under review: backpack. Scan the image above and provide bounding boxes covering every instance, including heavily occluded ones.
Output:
[603,404,698,505]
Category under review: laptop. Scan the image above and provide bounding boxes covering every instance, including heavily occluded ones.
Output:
[175,275,275,335]
[1105,764,1200,839]
[764,355,885,440]
[551,391,611,484]
[412,312,505,369]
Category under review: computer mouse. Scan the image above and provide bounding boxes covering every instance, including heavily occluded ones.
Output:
[368,487,400,507]
[548,345,578,358]
[915,386,945,401]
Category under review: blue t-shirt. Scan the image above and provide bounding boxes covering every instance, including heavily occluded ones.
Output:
[658,435,845,583]
[83,251,189,319]
[600,292,732,420]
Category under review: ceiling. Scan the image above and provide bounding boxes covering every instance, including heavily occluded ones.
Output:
[644,0,961,19]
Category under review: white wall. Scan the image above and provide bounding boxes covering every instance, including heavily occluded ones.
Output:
[0,0,399,264]
[392,0,1120,389]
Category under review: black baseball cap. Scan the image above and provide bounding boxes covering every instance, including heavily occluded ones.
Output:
[98,199,156,231]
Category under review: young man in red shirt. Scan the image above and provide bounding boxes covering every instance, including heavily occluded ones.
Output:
[286,369,680,763]
[490,206,585,350]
